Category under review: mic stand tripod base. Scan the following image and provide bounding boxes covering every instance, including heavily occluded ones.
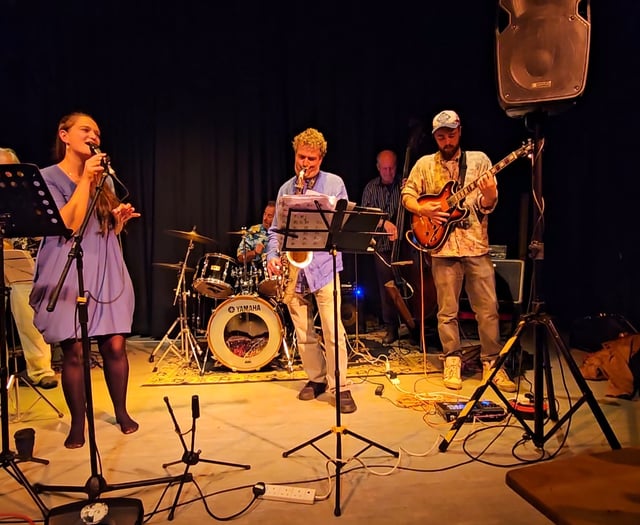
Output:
[34,471,193,501]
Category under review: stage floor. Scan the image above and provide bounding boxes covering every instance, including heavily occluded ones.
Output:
[2,327,639,524]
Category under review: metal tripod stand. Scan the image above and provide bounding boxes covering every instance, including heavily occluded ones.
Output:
[161,395,250,520]
[280,202,398,517]
[4,281,63,422]
[439,116,620,452]
[149,239,203,374]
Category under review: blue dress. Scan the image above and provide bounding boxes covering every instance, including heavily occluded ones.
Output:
[29,165,135,344]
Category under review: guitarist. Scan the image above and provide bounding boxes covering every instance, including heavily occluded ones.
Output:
[401,110,516,393]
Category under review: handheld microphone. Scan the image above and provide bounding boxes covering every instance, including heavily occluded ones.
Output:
[191,395,200,419]
[86,142,116,176]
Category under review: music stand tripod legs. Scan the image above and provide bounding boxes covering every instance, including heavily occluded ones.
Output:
[162,395,250,521]
[1,283,49,517]
[279,202,398,516]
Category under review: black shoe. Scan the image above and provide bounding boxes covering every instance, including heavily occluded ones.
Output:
[298,381,327,400]
[337,390,357,414]
[382,327,399,345]
[37,376,58,389]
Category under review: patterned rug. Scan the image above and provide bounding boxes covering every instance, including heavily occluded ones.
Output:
[138,329,438,386]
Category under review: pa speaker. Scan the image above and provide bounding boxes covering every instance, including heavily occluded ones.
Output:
[496,0,591,117]
[46,498,143,525]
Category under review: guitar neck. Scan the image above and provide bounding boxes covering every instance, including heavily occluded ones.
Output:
[446,149,526,208]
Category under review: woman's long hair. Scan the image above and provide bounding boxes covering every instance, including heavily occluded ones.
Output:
[55,112,121,235]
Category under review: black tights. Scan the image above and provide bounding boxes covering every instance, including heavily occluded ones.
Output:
[61,334,138,447]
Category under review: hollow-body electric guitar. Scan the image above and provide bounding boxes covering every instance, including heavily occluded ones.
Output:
[410,141,533,252]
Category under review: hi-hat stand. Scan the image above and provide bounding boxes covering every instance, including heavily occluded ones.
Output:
[0,163,76,517]
[19,158,186,505]
[161,395,250,520]
[149,239,203,374]
[439,116,620,452]
[279,198,398,516]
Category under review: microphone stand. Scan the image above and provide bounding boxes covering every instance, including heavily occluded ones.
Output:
[35,151,186,501]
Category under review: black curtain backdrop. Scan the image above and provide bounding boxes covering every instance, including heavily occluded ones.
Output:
[1,1,638,337]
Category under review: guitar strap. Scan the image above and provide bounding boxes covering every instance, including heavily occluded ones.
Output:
[458,150,467,187]
[457,151,474,228]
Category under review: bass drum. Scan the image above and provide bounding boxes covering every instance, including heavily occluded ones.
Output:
[207,295,283,371]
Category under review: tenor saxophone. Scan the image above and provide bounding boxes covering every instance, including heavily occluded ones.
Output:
[278,249,312,304]
[278,168,313,304]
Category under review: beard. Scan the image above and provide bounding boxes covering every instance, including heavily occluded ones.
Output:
[439,143,460,161]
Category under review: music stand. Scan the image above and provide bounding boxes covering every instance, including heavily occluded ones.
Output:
[0,163,72,516]
[280,198,398,517]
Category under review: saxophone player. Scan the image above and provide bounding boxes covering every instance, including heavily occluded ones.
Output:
[266,128,357,414]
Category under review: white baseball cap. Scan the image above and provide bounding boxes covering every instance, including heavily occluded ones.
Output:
[432,110,461,134]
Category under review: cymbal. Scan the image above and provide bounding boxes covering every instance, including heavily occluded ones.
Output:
[153,262,195,273]
[165,228,215,244]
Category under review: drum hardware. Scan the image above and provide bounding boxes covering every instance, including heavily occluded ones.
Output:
[235,226,255,295]
[149,231,204,374]
[231,263,260,296]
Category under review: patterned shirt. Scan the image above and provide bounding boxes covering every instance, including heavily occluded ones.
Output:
[361,176,401,253]
[236,224,268,263]
[402,150,497,257]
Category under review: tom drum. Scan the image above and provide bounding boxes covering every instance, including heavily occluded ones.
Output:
[207,295,283,371]
[193,253,237,299]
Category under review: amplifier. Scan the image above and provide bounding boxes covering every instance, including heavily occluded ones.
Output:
[493,258,525,305]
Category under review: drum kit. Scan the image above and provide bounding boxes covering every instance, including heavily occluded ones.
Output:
[150,227,295,374]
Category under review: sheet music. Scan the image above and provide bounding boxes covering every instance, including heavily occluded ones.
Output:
[278,192,357,250]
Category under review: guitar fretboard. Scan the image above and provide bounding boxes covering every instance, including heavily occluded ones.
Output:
[446,144,532,208]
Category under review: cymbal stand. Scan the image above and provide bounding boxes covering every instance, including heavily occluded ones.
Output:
[161,395,250,520]
[235,228,258,295]
[149,240,204,374]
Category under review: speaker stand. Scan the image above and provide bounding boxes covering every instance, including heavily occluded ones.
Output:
[439,115,620,453]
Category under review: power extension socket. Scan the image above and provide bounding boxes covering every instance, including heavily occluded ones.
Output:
[261,484,316,504]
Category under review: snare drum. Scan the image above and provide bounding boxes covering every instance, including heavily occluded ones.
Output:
[207,295,283,371]
[193,253,237,299]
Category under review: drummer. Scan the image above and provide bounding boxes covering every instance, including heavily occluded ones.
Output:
[236,201,276,266]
